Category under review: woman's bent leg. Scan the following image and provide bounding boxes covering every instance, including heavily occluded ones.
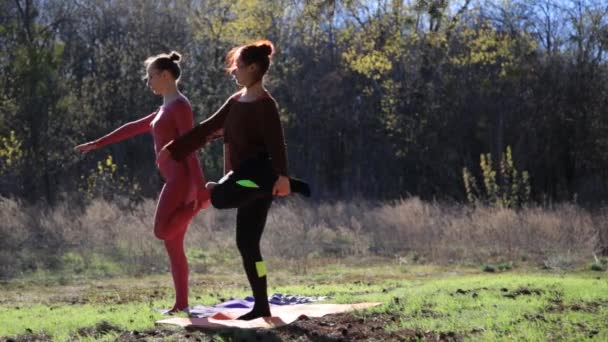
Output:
[210,171,267,209]
[154,179,196,241]
[210,155,310,210]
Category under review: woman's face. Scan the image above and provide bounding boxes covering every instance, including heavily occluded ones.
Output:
[146,66,168,95]
[232,57,258,87]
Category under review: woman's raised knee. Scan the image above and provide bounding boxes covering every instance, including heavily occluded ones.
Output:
[154,222,171,240]
[211,189,231,209]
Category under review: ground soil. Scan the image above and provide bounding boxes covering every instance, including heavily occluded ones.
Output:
[0,312,466,341]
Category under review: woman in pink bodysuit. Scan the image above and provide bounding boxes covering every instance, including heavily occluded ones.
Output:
[75,51,209,314]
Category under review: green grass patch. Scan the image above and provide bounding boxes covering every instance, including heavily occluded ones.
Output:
[1,262,607,341]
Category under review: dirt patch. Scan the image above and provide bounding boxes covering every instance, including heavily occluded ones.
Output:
[0,332,52,342]
[546,299,608,313]
[524,313,549,322]
[84,288,167,305]
[509,312,556,327]
[270,312,403,341]
[417,307,445,318]
[393,329,463,342]
[116,328,211,341]
[4,313,471,341]
[74,320,124,339]
[538,302,604,339]
[502,287,543,299]
[255,312,465,341]
[119,312,468,341]
[451,287,488,298]
[43,286,170,306]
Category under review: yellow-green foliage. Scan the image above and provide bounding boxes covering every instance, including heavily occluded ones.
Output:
[0,130,24,172]
[463,146,531,207]
[340,19,401,81]
[451,24,537,79]
[189,0,275,45]
[343,47,393,80]
[79,155,140,200]
[462,167,478,204]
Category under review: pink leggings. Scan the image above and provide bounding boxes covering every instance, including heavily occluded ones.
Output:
[154,161,200,310]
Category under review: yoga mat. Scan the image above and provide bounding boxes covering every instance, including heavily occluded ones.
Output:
[188,294,329,318]
[156,302,382,329]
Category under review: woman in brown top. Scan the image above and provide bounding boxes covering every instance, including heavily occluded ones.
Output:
[158,40,309,320]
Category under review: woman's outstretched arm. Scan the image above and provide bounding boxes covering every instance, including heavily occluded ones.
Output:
[75,111,157,152]
[162,96,233,162]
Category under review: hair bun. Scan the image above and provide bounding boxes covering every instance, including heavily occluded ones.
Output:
[169,51,182,62]
[256,41,274,57]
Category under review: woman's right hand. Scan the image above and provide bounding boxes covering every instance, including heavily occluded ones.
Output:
[74,141,97,153]
[194,187,211,211]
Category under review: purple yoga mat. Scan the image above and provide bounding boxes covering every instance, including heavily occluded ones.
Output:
[188,293,329,318]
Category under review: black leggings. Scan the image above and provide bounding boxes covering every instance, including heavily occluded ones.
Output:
[209,154,310,318]
[235,194,272,312]
[209,157,275,315]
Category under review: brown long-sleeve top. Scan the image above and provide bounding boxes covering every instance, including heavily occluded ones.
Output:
[166,91,288,176]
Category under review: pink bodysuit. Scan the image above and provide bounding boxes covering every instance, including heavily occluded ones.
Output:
[93,96,208,309]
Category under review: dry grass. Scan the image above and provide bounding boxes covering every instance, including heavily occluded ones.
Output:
[0,196,605,279]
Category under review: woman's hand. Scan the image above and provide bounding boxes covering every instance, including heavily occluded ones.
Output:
[272,175,291,196]
[195,187,211,210]
[74,141,97,153]
[191,186,210,211]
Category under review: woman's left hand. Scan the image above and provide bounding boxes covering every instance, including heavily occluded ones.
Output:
[272,175,291,196]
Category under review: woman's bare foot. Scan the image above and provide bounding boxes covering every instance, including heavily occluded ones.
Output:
[160,306,190,316]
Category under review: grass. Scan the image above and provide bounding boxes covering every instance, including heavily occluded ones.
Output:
[1,196,607,340]
[1,260,607,341]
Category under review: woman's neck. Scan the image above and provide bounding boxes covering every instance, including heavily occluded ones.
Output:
[163,84,181,105]
[241,81,265,100]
